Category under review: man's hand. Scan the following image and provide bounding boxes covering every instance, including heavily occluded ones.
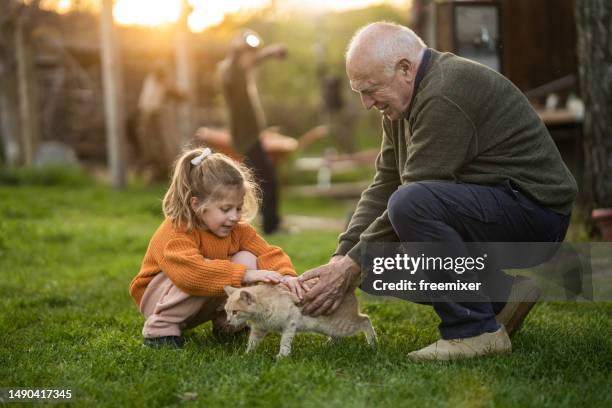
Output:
[298,256,361,316]
[279,276,305,300]
[329,255,344,264]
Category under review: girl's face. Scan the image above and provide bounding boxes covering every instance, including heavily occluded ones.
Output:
[197,188,245,238]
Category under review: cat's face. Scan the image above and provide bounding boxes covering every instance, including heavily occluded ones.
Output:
[224,286,258,326]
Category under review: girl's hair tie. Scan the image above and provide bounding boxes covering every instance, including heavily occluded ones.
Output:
[190,148,212,166]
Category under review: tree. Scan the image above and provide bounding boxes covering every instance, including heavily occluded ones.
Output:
[99,0,126,188]
[576,0,612,210]
[0,0,42,166]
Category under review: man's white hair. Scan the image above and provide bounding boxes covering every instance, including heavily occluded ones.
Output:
[346,21,426,76]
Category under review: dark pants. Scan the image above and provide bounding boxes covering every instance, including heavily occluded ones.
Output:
[387,181,570,339]
[245,141,280,234]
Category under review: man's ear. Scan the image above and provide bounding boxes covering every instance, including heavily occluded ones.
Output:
[224,285,237,296]
[239,290,254,305]
[396,59,412,80]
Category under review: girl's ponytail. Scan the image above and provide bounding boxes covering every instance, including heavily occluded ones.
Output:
[162,150,201,230]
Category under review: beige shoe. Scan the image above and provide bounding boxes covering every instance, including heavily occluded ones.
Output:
[408,326,512,362]
[495,276,541,337]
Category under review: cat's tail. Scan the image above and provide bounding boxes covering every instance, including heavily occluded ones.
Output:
[360,315,378,351]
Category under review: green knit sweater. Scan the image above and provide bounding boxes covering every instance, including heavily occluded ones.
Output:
[337,49,577,264]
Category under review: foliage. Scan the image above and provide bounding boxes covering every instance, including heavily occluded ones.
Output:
[0,165,93,186]
[205,5,407,150]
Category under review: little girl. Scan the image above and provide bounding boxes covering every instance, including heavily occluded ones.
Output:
[129,147,302,348]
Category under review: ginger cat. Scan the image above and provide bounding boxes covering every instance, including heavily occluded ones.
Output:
[224,283,377,358]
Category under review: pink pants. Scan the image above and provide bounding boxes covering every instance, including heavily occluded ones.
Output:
[139,251,256,338]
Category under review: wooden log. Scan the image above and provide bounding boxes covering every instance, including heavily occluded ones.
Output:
[195,126,326,165]
[287,181,369,200]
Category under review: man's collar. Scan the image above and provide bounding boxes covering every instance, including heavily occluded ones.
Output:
[403,47,432,119]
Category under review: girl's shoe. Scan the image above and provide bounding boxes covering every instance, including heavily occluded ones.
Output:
[143,336,185,349]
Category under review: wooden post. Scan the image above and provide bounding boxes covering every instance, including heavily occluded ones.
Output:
[175,0,195,145]
[99,0,126,188]
[14,15,40,166]
[576,0,612,209]
[0,25,21,166]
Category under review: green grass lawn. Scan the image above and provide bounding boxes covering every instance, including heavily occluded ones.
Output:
[1,170,611,407]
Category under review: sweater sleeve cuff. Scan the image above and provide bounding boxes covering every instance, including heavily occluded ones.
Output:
[335,240,355,257]
[279,268,297,277]
[230,264,247,288]
[346,242,363,267]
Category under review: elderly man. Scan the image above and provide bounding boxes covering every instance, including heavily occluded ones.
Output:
[299,22,577,361]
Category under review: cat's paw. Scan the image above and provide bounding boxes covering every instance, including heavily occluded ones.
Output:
[275,352,290,360]
[326,336,342,345]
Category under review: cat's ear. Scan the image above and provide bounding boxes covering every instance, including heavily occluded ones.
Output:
[224,285,237,296]
[239,290,254,305]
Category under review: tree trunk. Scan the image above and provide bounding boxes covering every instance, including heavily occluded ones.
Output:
[15,15,40,166]
[0,26,21,166]
[576,0,612,209]
[175,0,195,145]
[99,0,126,188]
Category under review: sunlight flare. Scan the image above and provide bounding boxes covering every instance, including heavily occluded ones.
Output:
[109,0,409,32]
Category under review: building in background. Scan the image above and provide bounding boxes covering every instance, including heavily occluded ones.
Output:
[414,0,583,188]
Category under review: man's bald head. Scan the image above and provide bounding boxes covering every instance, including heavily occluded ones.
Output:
[345,22,427,120]
[346,22,426,78]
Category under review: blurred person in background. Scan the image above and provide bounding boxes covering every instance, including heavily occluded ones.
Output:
[134,59,185,182]
[217,29,287,234]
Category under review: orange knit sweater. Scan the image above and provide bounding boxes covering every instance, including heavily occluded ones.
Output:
[129,219,296,306]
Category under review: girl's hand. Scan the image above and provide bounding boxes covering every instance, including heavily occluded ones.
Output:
[280,276,305,300]
[242,269,282,285]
